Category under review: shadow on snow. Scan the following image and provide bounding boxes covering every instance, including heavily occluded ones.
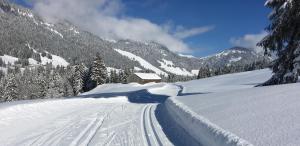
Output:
[75,84,207,146]
[76,89,169,104]
[176,85,210,96]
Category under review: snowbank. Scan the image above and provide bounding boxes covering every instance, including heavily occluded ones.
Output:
[164,97,253,146]
[175,83,300,146]
[169,69,300,146]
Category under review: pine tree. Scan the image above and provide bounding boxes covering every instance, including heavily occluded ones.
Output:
[3,74,18,102]
[72,64,85,95]
[258,0,300,85]
[123,68,132,83]
[0,78,4,102]
[0,70,4,80]
[91,53,107,85]
[46,72,64,98]
[197,65,211,79]
[36,72,47,98]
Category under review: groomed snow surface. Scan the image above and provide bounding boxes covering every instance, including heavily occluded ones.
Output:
[0,83,174,146]
[170,69,300,146]
[0,69,299,146]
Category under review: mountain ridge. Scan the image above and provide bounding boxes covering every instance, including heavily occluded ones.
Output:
[0,0,269,76]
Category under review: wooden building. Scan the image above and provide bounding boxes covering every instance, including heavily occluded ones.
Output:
[127,73,162,84]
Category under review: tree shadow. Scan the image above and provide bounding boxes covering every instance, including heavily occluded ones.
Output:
[76,89,169,103]
[176,85,210,96]
[242,83,263,86]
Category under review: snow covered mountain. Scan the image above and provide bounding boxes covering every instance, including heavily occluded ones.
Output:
[200,47,270,68]
[0,0,269,76]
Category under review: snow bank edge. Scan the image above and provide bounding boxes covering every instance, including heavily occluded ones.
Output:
[165,97,253,146]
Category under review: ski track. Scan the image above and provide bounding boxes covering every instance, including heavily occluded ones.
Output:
[2,90,174,146]
[142,104,163,146]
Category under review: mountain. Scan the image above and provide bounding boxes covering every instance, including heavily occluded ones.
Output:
[199,47,270,68]
[0,0,269,76]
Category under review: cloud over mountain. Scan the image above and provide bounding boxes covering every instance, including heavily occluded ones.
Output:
[27,0,211,53]
[230,31,268,53]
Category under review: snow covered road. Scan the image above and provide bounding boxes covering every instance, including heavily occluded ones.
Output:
[0,87,173,146]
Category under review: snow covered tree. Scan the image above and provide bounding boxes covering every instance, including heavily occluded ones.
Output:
[3,74,18,101]
[197,65,211,79]
[123,68,133,83]
[258,0,300,85]
[0,78,4,102]
[90,53,107,85]
[0,70,4,80]
[46,72,64,98]
[72,64,85,95]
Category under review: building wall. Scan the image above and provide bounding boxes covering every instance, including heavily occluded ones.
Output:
[127,74,142,84]
[141,79,161,84]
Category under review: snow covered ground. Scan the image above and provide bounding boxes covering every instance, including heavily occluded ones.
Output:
[1,69,299,146]
[0,83,174,146]
[170,69,300,146]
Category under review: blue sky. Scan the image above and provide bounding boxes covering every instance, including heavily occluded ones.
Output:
[123,0,271,56]
[13,0,271,57]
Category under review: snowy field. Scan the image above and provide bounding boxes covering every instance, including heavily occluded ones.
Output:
[0,69,299,146]
[0,83,175,146]
[171,69,300,146]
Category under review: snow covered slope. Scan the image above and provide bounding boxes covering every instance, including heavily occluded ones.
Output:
[0,53,69,67]
[39,54,69,67]
[200,47,270,68]
[169,69,300,146]
[158,59,194,76]
[115,49,168,76]
[0,55,18,65]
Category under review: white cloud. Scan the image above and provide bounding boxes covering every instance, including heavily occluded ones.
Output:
[28,0,211,53]
[174,25,214,39]
[230,31,268,53]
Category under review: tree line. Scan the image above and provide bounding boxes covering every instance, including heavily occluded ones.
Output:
[0,53,133,102]
[196,59,270,79]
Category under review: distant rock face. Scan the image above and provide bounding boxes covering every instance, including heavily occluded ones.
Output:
[0,1,269,76]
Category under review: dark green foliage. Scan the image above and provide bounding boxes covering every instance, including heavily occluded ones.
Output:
[197,60,269,80]
[197,65,211,79]
[258,0,300,85]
